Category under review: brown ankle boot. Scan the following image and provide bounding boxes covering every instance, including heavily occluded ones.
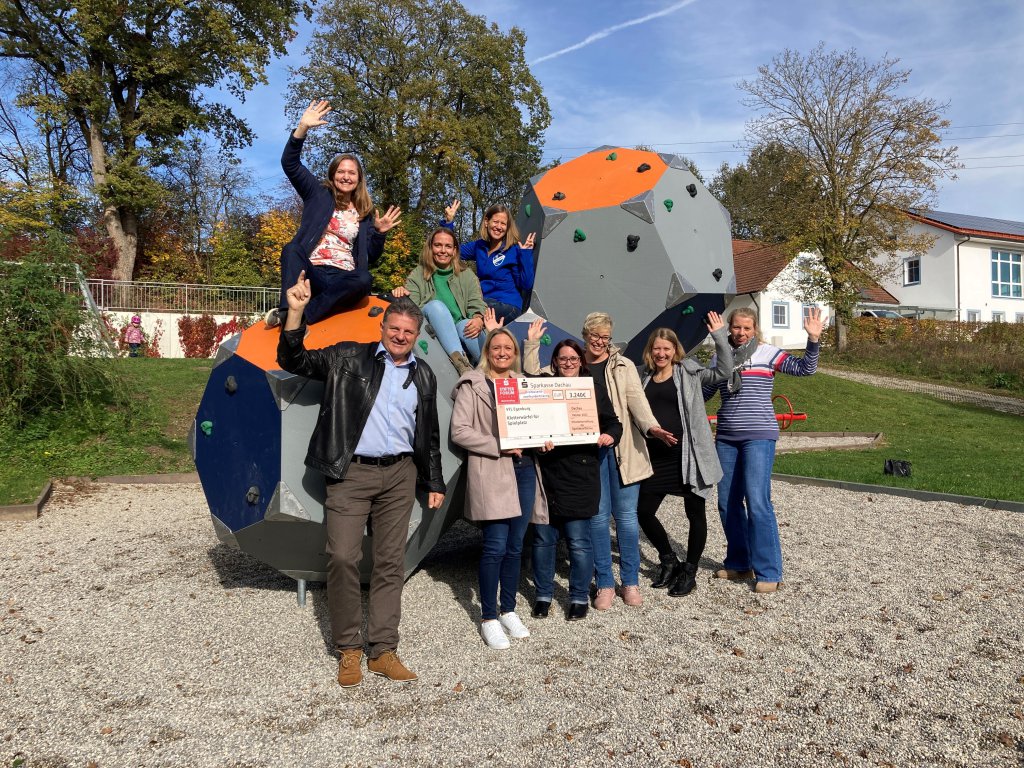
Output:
[448,351,473,375]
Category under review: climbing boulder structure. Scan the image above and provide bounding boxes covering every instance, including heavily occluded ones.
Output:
[192,146,736,588]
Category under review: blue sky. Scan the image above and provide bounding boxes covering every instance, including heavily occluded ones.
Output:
[227,0,1024,221]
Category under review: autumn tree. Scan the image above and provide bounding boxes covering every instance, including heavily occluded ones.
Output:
[287,0,550,232]
[0,0,311,281]
[733,44,960,349]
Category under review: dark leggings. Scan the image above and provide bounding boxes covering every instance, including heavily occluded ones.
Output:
[637,488,707,565]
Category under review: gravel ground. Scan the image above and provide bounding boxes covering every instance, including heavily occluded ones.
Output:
[2,480,1023,768]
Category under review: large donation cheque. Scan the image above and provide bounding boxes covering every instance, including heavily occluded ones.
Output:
[494,377,600,450]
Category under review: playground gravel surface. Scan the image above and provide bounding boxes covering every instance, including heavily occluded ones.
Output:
[2,481,1022,767]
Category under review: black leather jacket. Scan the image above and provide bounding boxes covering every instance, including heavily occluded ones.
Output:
[277,325,445,492]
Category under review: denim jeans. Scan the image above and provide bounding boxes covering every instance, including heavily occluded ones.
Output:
[421,300,484,362]
[485,298,522,327]
[590,446,641,589]
[532,516,594,606]
[716,439,782,582]
[279,255,372,324]
[478,458,535,620]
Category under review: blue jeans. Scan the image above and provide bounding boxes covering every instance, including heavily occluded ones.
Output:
[532,516,594,605]
[421,300,484,362]
[485,298,521,327]
[478,458,535,620]
[591,447,641,589]
[716,439,782,582]
[279,259,371,324]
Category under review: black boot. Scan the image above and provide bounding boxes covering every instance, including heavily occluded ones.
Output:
[668,562,698,597]
[651,553,681,589]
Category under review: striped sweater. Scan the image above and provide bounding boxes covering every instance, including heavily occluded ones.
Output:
[704,341,820,442]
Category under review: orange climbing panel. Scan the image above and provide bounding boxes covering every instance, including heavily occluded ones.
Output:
[234,296,392,372]
[532,148,669,213]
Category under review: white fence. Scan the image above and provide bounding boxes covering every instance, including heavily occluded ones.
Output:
[78,279,278,316]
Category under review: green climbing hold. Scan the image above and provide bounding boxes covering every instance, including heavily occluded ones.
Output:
[540,334,552,346]
[418,340,429,354]
[680,305,695,315]
[200,420,213,436]
[606,152,617,161]
[525,203,532,217]
[664,199,674,212]
[573,228,586,243]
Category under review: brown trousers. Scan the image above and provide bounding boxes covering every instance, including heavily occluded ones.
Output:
[325,457,416,658]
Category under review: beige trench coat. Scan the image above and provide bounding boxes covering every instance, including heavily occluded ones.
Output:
[602,348,660,485]
[449,369,549,524]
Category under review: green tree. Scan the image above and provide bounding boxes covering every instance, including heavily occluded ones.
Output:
[0,0,311,281]
[287,0,550,229]
[734,44,960,349]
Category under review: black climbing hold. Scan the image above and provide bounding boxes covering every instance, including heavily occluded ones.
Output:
[626,235,640,252]
[713,268,723,282]
[637,163,651,173]
[573,228,587,243]
[246,486,260,505]
[687,184,698,198]
[553,191,566,201]
[224,376,238,394]
[368,306,383,317]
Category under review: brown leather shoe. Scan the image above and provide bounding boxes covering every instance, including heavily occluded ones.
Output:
[754,581,781,594]
[337,649,363,688]
[593,587,615,611]
[617,584,643,607]
[367,650,417,683]
[714,568,755,581]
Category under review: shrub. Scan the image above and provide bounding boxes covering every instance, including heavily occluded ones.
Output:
[0,232,130,427]
[178,314,218,358]
[104,314,164,358]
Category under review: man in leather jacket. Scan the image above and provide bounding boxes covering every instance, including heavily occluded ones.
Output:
[277,276,445,688]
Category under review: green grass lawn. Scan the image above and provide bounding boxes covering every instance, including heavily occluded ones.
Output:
[729,372,1022,502]
[1,359,1020,506]
[0,358,213,505]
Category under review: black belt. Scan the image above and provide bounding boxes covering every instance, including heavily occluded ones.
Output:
[351,453,411,467]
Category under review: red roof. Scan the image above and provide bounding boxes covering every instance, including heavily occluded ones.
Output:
[731,239,898,305]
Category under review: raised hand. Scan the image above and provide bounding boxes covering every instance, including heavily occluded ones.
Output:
[705,310,724,333]
[374,205,402,234]
[520,232,536,250]
[295,100,331,138]
[527,317,547,342]
[444,199,461,222]
[804,306,827,342]
[482,307,504,333]
[286,269,311,311]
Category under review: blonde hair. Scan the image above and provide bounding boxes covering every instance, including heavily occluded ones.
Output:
[419,227,463,280]
[582,312,613,338]
[642,328,685,370]
[323,153,374,219]
[480,204,521,252]
[727,307,763,342]
[478,328,521,378]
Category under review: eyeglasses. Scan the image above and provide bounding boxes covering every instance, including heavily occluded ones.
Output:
[587,334,611,345]
[555,356,581,365]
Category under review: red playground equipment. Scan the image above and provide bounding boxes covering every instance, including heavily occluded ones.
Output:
[708,394,807,430]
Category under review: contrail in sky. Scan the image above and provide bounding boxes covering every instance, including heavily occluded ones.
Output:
[530,0,702,65]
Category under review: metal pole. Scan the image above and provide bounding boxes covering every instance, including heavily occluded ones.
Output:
[296,578,307,608]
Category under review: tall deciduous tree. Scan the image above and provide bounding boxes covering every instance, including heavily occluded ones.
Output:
[733,44,960,349]
[287,0,550,230]
[0,0,311,280]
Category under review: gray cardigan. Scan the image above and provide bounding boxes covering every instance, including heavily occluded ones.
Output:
[640,326,733,497]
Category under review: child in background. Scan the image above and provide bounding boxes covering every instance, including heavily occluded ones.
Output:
[124,315,144,357]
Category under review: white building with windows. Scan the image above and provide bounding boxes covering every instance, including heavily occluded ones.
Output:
[723,240,899,348]
[878,209,1024,322]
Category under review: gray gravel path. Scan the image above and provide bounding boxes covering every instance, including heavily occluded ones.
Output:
[820,368,1024,416]
[2,481,1023,767]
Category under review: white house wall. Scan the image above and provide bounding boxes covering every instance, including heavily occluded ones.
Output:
[107,311,253,358]
[880,224,958,315]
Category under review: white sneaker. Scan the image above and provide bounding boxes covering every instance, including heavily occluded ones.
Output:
[480,620,510,650]
[264,307,282,328]
[498,611,531,639]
